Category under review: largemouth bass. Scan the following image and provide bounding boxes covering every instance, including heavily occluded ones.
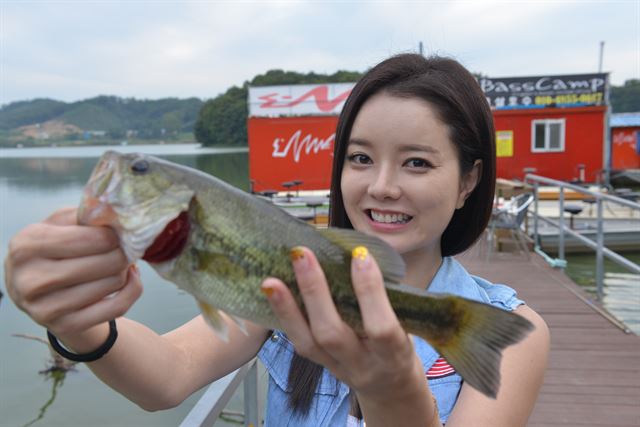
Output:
[78,151,533,398]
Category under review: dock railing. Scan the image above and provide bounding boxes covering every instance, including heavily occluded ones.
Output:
[524,174,640,300]
[179,358,260,427]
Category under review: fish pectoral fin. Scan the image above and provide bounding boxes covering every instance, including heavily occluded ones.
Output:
[197,300,230,343]
[229,314,249,336]
[318,227,405,282]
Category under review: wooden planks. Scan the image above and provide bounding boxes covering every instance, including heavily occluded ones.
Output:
[457,248,640,427]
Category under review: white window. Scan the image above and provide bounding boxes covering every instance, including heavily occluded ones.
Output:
[531,119,565,153]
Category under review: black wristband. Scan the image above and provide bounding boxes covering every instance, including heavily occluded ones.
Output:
[47,319,118,363]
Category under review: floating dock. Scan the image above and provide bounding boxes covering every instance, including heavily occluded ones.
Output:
[458,247,640,427]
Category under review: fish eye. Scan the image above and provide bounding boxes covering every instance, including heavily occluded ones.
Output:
[131,159,150,175]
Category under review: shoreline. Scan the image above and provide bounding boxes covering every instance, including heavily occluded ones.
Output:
[0,143,248,159]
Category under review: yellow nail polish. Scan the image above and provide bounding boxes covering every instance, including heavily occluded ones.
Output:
[352,246,369,261]
[290,246,305,262]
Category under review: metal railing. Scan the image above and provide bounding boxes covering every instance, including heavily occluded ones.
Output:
[179,358,260,427]
[524,174,640,300]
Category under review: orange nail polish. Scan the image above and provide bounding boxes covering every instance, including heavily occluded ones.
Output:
[261,286,275,298]
[289,246,305,262]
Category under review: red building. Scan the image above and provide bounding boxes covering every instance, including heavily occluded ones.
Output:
[480,73,609,183]
[611,112,640,171]
[247,83,352,192]
[247,74,612,192]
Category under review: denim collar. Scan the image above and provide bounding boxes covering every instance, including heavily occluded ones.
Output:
[413,256,490,371]
[427,257,490,302]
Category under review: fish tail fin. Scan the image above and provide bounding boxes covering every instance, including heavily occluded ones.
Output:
[387,284,534,398]
[435,298,533,398]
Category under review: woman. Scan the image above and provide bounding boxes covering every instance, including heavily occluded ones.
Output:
[5,54,549,427]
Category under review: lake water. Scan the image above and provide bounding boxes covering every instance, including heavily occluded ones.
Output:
[0,144,250,427]
[564,251,640,334]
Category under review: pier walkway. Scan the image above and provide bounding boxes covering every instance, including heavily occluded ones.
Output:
[457,247,640,427]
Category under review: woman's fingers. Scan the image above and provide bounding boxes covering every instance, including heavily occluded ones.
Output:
[263,246,367,375]
[15,248,129,301]
[262,246,419,393]
[26,269,129,326]
[261,277,338,370]
[11,222,120,262]
[5,206,135,335]
[290,247,363,359]
[350,246,409,355]
[43,206,78,226]
[47,265,143,336]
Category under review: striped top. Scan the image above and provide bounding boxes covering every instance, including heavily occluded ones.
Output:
[426,357,456,379]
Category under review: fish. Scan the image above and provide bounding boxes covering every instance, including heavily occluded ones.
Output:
[77,151,533,399]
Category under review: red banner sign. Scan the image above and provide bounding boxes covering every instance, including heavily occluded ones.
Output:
[249,83,354,117]
[248,116,338,192]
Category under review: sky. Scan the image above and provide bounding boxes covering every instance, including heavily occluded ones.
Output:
[1,0,638,105]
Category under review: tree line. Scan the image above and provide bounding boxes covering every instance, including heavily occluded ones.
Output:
[1,74,638,148]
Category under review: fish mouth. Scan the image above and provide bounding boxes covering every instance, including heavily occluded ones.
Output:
[366,209,413,225]
[78,152,121,226]
[78,151,195,263]
[142,211,191,263]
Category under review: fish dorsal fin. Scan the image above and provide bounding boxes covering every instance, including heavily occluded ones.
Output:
[385,282,431,297]
[318,227,405,283]
[197,300,229,343]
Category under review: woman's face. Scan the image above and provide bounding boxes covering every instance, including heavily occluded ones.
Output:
[341,92,479,258]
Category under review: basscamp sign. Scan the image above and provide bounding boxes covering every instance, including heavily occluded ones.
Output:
[479,73,609,110]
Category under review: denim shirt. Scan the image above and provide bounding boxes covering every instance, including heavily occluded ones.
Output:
[257,257,525,426]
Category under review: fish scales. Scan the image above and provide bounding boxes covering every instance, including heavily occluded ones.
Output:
[167,188,356,331]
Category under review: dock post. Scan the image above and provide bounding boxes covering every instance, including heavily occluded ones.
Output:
[558,187,565,270]
[533,182,539,247]
[596,197,605,300]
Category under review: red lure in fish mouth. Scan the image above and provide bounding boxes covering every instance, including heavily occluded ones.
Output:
[142,211,191,263]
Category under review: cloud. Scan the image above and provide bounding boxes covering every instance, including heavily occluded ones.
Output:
[1,0,637,105]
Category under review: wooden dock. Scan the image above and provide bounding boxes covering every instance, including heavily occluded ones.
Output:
[457,247,640,427]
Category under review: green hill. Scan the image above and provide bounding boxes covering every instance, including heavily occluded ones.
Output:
[60,103,123,131]
[0,95,204,146]
[0,99,69,129]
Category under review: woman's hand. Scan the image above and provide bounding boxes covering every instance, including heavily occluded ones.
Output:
[261,246,435,426]
[4,207,142,348]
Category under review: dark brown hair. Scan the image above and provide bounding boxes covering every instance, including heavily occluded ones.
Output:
[287,53,497,415]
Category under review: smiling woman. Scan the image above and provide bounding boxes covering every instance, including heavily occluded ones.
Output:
[283,54,550,426]
[341,94,479,263]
